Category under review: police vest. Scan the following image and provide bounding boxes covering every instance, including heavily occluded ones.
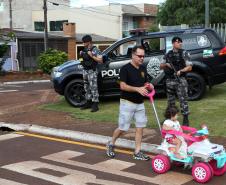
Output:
[164,49,186,78]
[81,46,98,70]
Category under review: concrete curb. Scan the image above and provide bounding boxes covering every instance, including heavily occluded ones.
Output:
[2,80,50,85]
[0,122,159,154]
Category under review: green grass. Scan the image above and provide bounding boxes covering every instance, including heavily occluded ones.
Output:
[41,83,226,137]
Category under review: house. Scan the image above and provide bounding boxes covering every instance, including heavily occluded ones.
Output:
[0,0,70,31]
[1,1,158,39]
[1,23,115,71]
[32,3,158,39]
[0,2,158,70]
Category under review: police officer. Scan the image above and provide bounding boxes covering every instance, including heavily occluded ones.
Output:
[80,35,103,112]
[160,36,192,126]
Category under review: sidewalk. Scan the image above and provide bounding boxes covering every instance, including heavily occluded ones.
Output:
[0,79,162,154]
[1,79,226,156]
[0,122,160,154]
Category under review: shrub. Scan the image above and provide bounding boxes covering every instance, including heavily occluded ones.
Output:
[38,48,68,74]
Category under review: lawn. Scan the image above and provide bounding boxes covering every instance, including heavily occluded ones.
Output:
[41,83,226,137]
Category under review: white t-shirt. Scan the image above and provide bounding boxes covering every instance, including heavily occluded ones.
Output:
[163,119,181,138]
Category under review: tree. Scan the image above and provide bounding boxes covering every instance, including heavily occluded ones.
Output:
[157,0,226,26]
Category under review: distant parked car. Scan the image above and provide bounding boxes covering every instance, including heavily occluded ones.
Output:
[51,28,226,107]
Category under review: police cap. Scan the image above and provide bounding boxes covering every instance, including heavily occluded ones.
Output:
[172,36,182,43]
[82,35,92,43]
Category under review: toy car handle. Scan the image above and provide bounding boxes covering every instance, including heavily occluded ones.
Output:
[181,126,197,133]
[147,89,155,103]
[162,129,198,142]
[181,126,208,136]
[146,89,162,134]
[162,129,208,142]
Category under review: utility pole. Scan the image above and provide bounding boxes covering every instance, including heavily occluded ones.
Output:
[205,0,209,28]
[43,0,48,51]
[9,0,12,30]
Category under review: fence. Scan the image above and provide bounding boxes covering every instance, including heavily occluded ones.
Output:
[160,23,226,43]
[210,23,226,43]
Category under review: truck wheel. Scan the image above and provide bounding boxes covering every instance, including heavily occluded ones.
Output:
[64,79,86,107]
[186,72,206,100]
[192,162,212,183]
[151,155,171,174]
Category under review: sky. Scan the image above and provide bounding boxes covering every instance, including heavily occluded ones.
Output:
[70,0,166,7]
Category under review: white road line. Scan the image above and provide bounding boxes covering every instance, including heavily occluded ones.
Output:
[3,161,132,185]
[7,85,23,88]
[0,90,18,93]
[42,150,192,185]
[95,159,135,171]
[0,133,24,141]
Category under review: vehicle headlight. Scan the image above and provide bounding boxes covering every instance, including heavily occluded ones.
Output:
[53,71,63,78]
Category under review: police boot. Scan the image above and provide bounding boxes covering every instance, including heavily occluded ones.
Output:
[183,115,189,126]
[80,100,92,110]
[91,102,99,112]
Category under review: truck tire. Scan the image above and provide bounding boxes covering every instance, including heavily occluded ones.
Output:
[64,79,86,107]
[186,72,206,100]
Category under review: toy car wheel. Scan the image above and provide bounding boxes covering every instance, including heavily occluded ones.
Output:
[64,79,86,107]
[192,162,212,183]
[151,155,171,174]
[209,160,226,176]
[206,162,214,178]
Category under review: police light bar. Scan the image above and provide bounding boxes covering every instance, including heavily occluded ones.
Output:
[129,28,147,36]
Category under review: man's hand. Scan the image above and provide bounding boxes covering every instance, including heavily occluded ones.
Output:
[176,70,182,76]
[145,82,154,91]
[160,63,172,70]
[166,63,172,68]
[136,86,149,96]
[87,51,93,58]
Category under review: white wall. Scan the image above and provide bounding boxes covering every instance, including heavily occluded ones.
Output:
[1,2,123,39]
[32,5,122,39]
[0,0,69,30]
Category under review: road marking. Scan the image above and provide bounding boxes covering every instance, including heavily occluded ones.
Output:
[42,150,192,185]
[95,159,135,171]
[5,85,23,88]
[1,150,192,185]
[12,132,193,184]
[2,161,132,185]
[0,90,18,93]
[0,178,28,185]
[0,133,23,141]
[15,131,153,157]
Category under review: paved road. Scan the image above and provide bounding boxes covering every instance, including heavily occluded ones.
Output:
[0,82,57,115]
[0,133,225,185]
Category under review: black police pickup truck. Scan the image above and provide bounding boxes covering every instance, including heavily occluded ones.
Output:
[51,28,226,107]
